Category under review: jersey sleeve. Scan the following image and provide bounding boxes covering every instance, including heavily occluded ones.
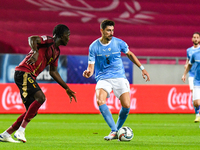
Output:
[119,40,129,54]
[186,49,190,59]
[40,35,54,45]
[189,53,195,65]
[88,45,95,64]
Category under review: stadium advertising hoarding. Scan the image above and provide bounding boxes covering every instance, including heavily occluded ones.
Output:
[0,54,132,84]
[0,83,193,114]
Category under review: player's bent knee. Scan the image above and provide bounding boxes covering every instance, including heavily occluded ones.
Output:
[193,100,200,107]
[121,100,130,108]
[36,96,46,104]
[97,99,105,106]
[123,104,130,109]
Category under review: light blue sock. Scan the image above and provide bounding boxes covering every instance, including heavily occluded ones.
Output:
[116,107,130,130]
[193,101,200,114]
[195,106,200,115]
[99,104,117,131]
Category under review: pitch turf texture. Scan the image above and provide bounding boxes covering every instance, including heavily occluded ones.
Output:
[0,114,200,150]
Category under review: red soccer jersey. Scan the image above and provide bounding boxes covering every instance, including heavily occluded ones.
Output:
[15,35,60,80]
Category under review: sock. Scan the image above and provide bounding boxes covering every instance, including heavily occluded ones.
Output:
[5,112,26,135]
[2,131,10,137]
[196,106,200,116]
[11,112,26,130]
[21,100,42,128]
[116,107,130,130]
[99,104,117,132]
[193,102,200,115]
[18,126,25,132]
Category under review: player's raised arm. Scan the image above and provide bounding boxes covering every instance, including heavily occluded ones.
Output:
[126,50,150,82]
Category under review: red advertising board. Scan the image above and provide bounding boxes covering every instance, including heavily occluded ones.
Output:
[0,83,193,114]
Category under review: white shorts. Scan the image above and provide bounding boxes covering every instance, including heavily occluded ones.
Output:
[95,78,130,99]
[188,77,194,90]
[193,86,200,101]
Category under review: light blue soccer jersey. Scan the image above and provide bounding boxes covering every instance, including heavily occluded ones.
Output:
[88,37,129,82]
[189,50,200,86]
[187,46,200,77]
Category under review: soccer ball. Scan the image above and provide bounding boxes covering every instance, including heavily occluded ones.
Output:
[117,126,133,141]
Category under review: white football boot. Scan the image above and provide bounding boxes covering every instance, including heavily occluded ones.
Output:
[14,131,27,143]
[104,131,118,141]
[0,133,20,143]
[194,116,200,123]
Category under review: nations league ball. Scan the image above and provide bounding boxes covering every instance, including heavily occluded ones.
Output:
[117,126,133,141]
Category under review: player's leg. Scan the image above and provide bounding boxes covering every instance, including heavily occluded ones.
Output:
[116,92,130,130]
[96,89,118,140]
[192,91,200,123]
[97,89,117,132]
[96,80,117,140]
[192,86,200,123]
[0,71,28,143]
[14,90,45,143]
[14,71,45,142]
[189,77,200,122]
[113,78,130,130]
[0,112,26,143]
[193,99,200,124]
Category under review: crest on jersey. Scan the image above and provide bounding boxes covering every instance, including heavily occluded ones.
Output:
[41,35,47,41]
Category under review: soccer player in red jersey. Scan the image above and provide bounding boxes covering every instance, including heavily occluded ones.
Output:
[0,24,77,143]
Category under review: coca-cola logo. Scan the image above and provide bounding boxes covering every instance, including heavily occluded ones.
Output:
[1,86,47,110]
[168,87,193,110]
[2,86,23,110]
[94,87,137,110]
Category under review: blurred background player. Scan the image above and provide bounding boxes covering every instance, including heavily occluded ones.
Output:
[182,48,200,125]
[0,24,77,143]
[184,32,200,123]
[83,20,150,141]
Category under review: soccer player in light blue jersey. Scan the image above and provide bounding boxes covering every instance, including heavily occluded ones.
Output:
[83,20,150,141]
[182,49,200,124]
[184,32,200,122]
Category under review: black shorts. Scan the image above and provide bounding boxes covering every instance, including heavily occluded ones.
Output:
[14,71,41,110]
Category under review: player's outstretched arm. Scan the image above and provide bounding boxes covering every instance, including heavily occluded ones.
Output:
[50,65,77,103]
[126,50,150,82]
[83,64,94,78]
[184,59,189,69]
[141,69,150,82]
[182,63,192,83]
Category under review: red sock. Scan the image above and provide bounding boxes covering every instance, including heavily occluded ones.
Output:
[6,112,26,134]
[21,100,42,128]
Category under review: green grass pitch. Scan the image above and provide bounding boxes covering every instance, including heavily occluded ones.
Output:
[0,114,200,150]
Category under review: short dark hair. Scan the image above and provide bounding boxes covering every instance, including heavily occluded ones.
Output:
[193,32,200,36]
[53,24,69,38]
[100,20,115,30]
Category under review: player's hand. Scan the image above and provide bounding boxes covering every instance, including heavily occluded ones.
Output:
[182,75,186,83]
[26,51,39,65]
[83,70,91,78]
[66,88,77,103]
[142,69,150,82]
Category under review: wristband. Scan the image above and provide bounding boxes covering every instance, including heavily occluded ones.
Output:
[139,65,145,71]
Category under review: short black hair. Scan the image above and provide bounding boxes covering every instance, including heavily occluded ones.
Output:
[193,32,200,36]
[53,24,70,38]
[100,20,115,30]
